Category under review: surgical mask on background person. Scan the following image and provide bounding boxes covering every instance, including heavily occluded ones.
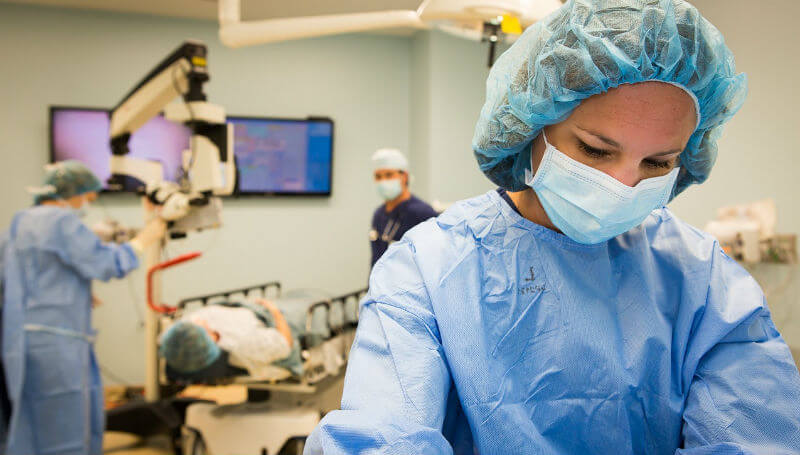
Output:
[376,179,403,201]
[526,131,680,244]
[67,195,92,218]
[73,202,90,218]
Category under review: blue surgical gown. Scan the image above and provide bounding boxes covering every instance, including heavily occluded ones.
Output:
[1,206,139,455]
[306,190,800,455]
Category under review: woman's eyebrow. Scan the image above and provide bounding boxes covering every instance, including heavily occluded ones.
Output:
[650,149,683,157]
[575,125,621,148]
[576,125,684,156]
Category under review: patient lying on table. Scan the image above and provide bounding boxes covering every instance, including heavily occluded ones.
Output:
[159,299,301,379]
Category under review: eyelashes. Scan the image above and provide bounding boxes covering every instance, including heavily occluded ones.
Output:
[643,158,675,169]
[577,140,611,159]
[576,139,675,169]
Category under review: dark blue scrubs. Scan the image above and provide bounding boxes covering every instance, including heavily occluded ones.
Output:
[370,195,438,267]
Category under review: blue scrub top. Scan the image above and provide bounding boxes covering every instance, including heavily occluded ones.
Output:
[307,190,800,455]
[370,195,438,267]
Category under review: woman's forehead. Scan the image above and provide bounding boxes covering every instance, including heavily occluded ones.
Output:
[567,82,698,152]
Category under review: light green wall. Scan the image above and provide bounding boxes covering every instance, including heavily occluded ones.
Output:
[409,30,496,205]
[427,32,496,204]
[409,32,432,199]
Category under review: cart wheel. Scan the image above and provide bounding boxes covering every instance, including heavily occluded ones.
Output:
[278,437,306,455]
[190,435,208,455]
[181,427,208,455]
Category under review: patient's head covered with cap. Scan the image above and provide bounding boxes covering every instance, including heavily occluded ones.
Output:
[159,320,221,373]
[473,0,747,198]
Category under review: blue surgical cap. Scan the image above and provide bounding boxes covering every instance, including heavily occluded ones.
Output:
[31,160,103,204]
[472,0,748,197]
[159,321,221,373]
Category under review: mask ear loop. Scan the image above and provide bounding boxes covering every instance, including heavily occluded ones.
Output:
[540,128,552,147]
[526,128,552,185]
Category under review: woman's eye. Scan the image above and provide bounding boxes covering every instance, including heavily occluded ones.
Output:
[643,159,674,169]
[578,141,611,159]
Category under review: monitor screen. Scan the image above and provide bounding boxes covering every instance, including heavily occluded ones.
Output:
[229,117,333,195]
[50,107,191,192]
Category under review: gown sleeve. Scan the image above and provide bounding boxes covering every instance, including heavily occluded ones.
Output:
[678,245,800,454]
[305,239,454,455]
[46,211,139,281]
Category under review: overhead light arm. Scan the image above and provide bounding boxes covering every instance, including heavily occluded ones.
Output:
[215,0,562,63]
[218,0,426,48]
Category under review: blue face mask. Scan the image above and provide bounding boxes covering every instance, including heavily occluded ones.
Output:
[70,197,91,218]
[73,204,89,218]
[376,179,403,201]
[525,132,680,245]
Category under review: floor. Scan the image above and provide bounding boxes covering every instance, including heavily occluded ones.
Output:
[103,432,172,455]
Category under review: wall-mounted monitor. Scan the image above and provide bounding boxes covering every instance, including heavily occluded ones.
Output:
[229,116,333,196]
[50,108,334,196]
[49,106,191,192]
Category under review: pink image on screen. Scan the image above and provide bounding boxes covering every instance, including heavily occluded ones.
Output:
[51,108,191,190]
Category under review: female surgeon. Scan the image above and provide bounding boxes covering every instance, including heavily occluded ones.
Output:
[0,161,166,455]
[305,1,800,454]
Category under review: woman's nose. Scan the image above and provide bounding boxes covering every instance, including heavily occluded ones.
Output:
[603,164,641,188]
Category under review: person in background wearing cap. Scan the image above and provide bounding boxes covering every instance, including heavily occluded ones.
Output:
[370,148,438,268]
[0,161,166,455]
